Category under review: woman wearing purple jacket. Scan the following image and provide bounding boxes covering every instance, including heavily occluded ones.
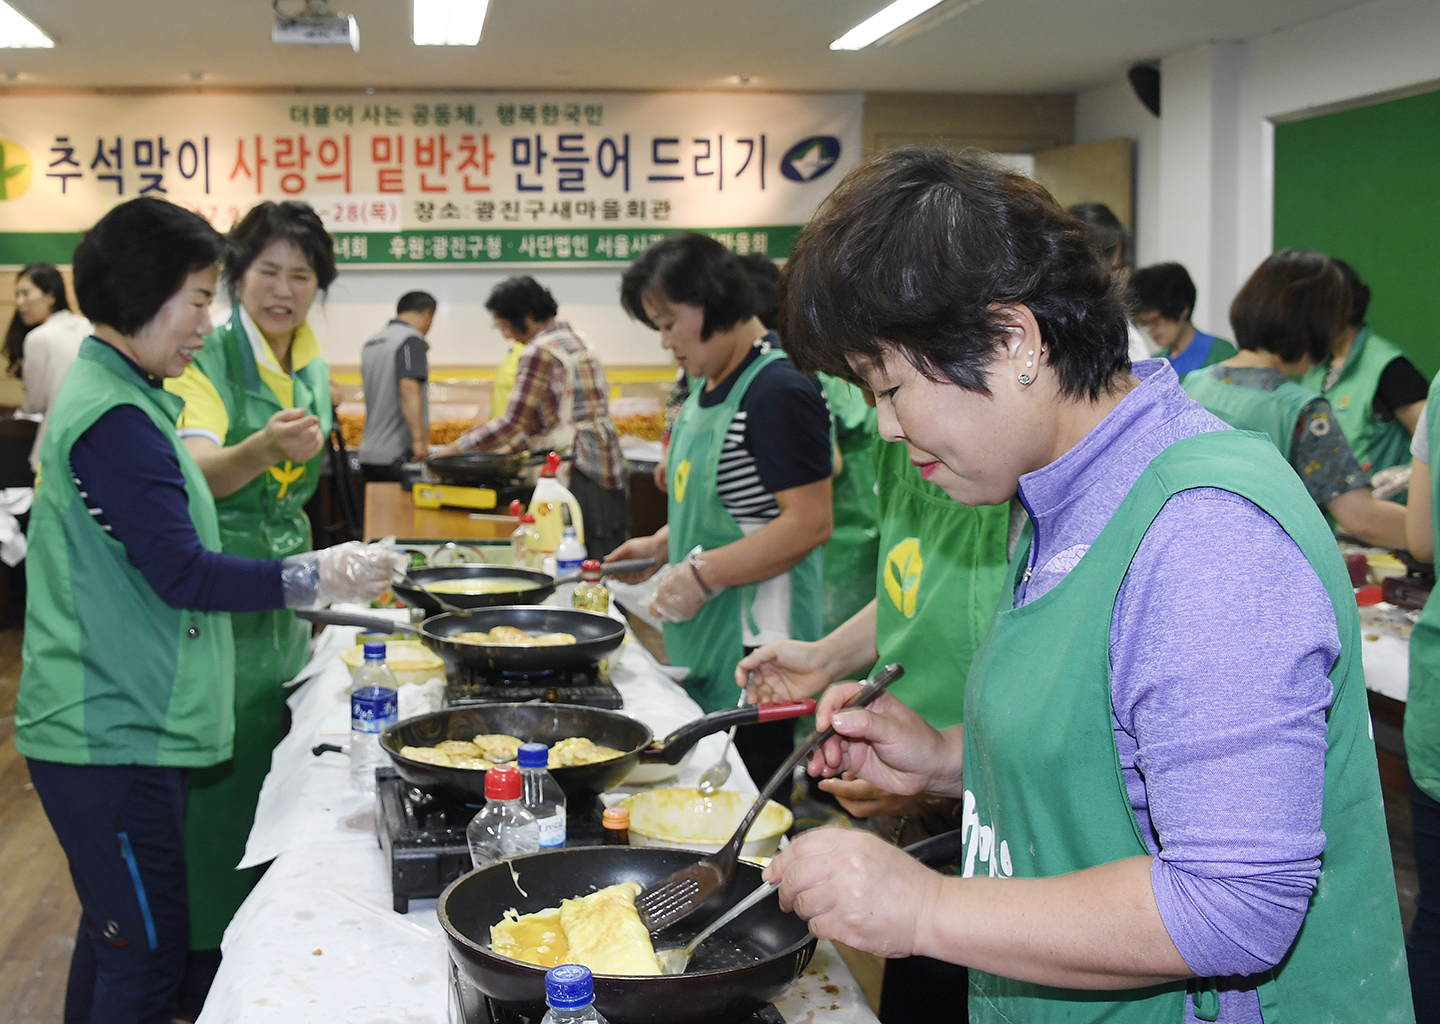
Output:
[763,147,1413,1024]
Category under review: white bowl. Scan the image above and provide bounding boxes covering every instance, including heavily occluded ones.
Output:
[617,788,792,859]
[620,710,699,785]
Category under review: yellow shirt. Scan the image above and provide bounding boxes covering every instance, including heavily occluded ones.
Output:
[166,306,323,445]
[491,341,526,419]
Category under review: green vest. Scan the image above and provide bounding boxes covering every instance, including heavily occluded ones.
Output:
[962,430,1413,1023]
[664,347,825,714]
[1406,375,1440,804]
[818,372,880,634]
[1300,327,1414,473]
[871,437,1009,730]
[1181,367,1317,459]
[15,338,235,767]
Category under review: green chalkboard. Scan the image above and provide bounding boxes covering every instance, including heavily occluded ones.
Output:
[1274,87,1440,378]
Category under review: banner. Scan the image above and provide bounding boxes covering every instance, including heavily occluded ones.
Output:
[0,91,861,266]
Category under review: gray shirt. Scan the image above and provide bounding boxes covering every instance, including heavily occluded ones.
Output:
[358,319,428,466]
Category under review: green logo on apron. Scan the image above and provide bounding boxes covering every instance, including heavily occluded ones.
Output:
[673,458,691,503]
[884,537,922,618]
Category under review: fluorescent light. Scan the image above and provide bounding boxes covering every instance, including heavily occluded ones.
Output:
[0,1,54,48]
[413,0,489,46]
[830,0,945,50]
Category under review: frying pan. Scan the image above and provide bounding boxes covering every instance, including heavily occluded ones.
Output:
[298,606,625,673]
[439,831,966,1024]
[393,559,654,614]
[426,450,547,483]
[378,700,813,802]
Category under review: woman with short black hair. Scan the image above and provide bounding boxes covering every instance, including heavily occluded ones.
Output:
[16,197,391,1024]
[5,261,91,468]
[1183,248,1408,548]
[162,199,339,970]
[764,148,1412,1023]
[608,233,833,791]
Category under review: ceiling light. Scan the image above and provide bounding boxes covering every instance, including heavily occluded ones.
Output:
[831,0,945,50]
[413,0,489,46]
[0,2,54,48]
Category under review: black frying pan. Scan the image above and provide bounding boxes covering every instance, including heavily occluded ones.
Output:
[298,606,625,673]
[379,700,814,802]
[393,559,655,615]
[426,450,544,483]
[439,832,967,1024]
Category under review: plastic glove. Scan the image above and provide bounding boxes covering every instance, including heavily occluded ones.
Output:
[282,539,402,609]
[646,544,724,623]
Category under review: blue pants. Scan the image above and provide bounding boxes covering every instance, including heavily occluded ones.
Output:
[28,760,189,1024]
[1411,776,1440,1024]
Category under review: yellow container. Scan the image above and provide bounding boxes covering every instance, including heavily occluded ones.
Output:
[340,640,446,687]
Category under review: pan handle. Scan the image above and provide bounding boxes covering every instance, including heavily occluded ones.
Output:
[641,699,816,765]
[904,828,966,868]
[295,608,424,636]
[552,557,657,586]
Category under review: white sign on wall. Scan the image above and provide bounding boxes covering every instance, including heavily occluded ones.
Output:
[0,91,862,267]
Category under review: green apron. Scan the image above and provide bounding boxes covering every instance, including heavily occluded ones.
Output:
[818,373,880,634]
[184,306,332,949]
[961,429,1413,1023]
[1300,326,1414,474]
[871,437,1010,730]
[1406,377,1440,804]
[1181,368,1316,459]
[664,347,824,714]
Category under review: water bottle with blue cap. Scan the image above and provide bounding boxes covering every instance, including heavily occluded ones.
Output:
[541,964,608,1023]
[349,640,399,793]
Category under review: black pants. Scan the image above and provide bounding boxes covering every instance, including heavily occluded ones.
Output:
[1410,775,1440,1024]
[360,461,405,483]
[569,466,631,560]
[28,760,190,1024]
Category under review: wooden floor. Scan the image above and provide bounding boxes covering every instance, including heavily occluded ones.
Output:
[0,621,1422,1022]
[0,627,80,1024]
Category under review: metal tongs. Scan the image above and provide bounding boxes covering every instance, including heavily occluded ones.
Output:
[634,664,905,933]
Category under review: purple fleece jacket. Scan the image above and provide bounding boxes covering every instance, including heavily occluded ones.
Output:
[1014,359,1333,1023]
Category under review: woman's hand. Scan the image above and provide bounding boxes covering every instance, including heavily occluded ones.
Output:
[431,441,458,459]
[260,407,324,465]
[819,775,931,819]
[810,682,962,798]
[604,531,667,582]
[737,639,834,702]
[764,827,944,959]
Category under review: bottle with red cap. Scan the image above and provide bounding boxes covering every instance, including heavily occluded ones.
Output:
[572,560,609,614]
[509,499,542,569]
[528,452,584,557]
[465,764,540,869]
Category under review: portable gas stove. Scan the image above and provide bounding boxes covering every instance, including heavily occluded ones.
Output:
[375,765,608,912]
[448,957,788,1024]
[446,661,624,711]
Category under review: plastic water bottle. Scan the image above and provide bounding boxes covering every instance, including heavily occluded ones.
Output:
[541,964,609,1024]
[554,520,586,578]
[349,641,399,794]
[466,765,540,869]
[517,743,566,849]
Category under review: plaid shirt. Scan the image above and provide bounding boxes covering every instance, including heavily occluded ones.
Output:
[453,321,627,490]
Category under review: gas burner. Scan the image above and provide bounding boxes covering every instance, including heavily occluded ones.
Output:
[449,957,787,1024]
[446,661,623,710]
[376,767,606,912]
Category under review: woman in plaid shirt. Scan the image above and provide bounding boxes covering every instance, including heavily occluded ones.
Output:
[432,276,631,557]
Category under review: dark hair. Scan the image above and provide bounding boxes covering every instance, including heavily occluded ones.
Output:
[736,253,780,330]
[485,276,558,329]
[1129,262,1197,321]
[1229,249,1348,364]
[5,262,71,378]
[397,290,437,315]
[781,146,1130,401]
[1067,202,1129,270]
[1332,259,1370,327]
[223,201,337,299]
[619,232,755,340]
[73,198,224,336]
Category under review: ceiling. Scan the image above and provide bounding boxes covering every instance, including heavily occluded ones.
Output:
[3,0,1367,95]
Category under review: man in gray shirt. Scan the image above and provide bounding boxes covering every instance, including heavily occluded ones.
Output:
[358,291,434,481]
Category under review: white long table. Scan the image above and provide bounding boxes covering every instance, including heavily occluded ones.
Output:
[196,616,879,1024]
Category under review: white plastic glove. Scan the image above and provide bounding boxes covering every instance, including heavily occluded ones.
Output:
[646,545,724,623]
[281,539,401,609]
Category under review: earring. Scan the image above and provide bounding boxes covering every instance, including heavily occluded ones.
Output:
[1018,372,1033,386]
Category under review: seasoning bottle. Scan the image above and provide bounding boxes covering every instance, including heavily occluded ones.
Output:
[572,560,609,614]
[466,765,540,869]
[601,806,630,846]
[510,500,543,569]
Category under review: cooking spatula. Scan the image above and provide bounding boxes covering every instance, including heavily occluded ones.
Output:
[635,663,904,934]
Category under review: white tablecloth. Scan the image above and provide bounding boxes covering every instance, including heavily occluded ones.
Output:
[199,613,879,1024]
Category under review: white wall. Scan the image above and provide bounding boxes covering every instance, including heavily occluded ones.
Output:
[1077,0,1440,337]
[309,265,666,369]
